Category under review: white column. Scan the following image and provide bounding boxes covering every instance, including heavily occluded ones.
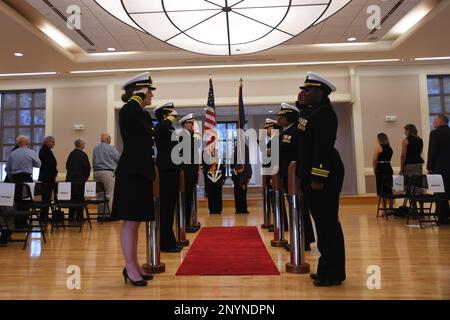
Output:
[349,67,367,195]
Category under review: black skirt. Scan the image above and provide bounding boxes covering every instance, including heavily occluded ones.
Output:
[375,164,394,196]
[111,174,154,221]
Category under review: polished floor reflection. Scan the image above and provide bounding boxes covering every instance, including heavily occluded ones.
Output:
[1,199,449,300]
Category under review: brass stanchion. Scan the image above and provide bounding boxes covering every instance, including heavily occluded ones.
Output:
[286,161,310,274]
[142,168,165,273]
[271,172,288,247]
[176,170,189,247]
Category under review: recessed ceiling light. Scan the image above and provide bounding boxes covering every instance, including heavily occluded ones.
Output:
[107,48,116,52]
[268,110,274,113]
[14,52,24,57]
[347,37,356,42]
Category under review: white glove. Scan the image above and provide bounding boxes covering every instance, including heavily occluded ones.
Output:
[169,110,178,117]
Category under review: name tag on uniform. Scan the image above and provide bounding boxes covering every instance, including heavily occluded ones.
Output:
[298,117,308,131]
[282,135,291,143]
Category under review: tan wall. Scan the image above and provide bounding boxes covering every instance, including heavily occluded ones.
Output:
[2,63,449,193]
[52,86,108,173]
[360,75,422,169]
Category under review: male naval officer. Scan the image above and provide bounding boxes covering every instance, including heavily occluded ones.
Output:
[154,101,183,253]
[296,72,346,287]
[178,114,200,232]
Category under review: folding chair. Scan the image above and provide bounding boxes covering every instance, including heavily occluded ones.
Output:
[52,182,89,233]
[376,175,406,219]
[16,183,48,243]
[20,182,53,233]
[406,175,443,228]
[84,181,110,224]
[0,183,34,249]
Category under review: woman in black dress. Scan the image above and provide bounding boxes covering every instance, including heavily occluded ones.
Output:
[373,133,394,215]
[400,124,424,177]
[111,72,156,286]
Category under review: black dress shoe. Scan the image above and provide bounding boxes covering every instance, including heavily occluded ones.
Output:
[122,268,147,287]
[310,273,320,281]
[313,279,342,287]
[161,247,182,253]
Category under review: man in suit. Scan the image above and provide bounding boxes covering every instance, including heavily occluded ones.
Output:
[66,138,91,221]
[427,113,450,224]
[38,136,58,221]
[154,101,182,252]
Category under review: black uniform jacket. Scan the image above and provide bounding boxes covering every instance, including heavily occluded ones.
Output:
[66,149,91,182]
[39,144,58,182]
[296,102,341,185]
[427,125,450,175]
[115,92,155,181]
[279,124,300,180]
[154,118,179,172]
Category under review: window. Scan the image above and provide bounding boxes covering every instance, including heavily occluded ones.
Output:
[427,75,450,129]
[0,90,46,161]
[217,121,237,178]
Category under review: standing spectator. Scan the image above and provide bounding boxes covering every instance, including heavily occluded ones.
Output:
[93,133,120,217]
[5,135,41,228]
[66,138,91,221]
[400,124,424,177]
[38,136,58,221]
[373,133,394,215]
[5,135,41,183]
[427,114,450,224]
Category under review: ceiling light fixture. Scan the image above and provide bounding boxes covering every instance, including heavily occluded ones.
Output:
[40,23,77,49]
[94,0,351,56]
[384,1,433,39]
[69,58,400,74]
[0,72,58,77]
[14,52,24,57]
[414,56,450,61]
[107,48,117,52]
[347,37,356,42]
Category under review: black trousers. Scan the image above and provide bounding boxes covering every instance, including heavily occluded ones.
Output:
[233,182,248,213]
[159,170,179,250]
[279,178,315,245]
[302,172,345,282]
[184,168,196,227]
[205,179,223,214]
[435,174,450,222]
[40,180,55,220]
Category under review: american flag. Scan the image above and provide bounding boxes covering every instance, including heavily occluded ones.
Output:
[204,77,216,149]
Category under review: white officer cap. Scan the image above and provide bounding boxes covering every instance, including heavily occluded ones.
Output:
[121,72,156,90]
[264,118,278,128]
[153,101,174,114]
[178,113,195,126]
[300,72,336,93]
[277,103,299,116]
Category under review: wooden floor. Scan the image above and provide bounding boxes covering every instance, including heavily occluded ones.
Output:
[1,199,450,300]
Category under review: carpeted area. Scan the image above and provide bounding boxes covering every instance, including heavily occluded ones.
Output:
[176,226,280,276]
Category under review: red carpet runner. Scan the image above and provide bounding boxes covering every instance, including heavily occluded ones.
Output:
[176,227,280,276]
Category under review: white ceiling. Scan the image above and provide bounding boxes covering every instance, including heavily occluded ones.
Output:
[25,0,420,53]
